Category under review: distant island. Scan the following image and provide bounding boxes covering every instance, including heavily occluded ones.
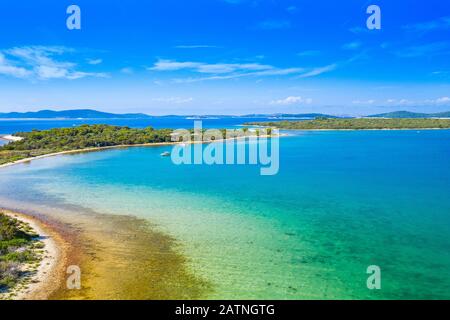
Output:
[0,109,152,119]
[368,111,450,118]
[2,108,450,120]
[0,109,450,120]
[0,109,340,120]
[247,118,450,130]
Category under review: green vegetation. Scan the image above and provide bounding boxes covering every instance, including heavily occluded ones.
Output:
[0,213,40,292]
[369,110,450,118]
[0,124,272,165]
[0,124,175,165]
[247,118,450,130]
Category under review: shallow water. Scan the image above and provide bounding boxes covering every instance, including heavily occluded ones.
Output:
[1,130,450,299]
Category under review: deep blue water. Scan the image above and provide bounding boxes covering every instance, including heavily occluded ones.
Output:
[0,117,276,134]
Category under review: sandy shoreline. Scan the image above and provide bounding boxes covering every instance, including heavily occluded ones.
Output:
[0,210,67,300]
[0,205,211,299]
[0,132,277,299]
[0,134,278,169]
[0,142,178,169]
[0,135,23,142]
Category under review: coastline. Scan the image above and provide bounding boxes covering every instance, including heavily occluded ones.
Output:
[0,210,67,300]
[0,134,278,169]
[249,125,450,131]
[0,204,209,299]
[0,132,277,299]
[290,128,450,131]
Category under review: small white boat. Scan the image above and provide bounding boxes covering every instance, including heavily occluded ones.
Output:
[160,151,171,157]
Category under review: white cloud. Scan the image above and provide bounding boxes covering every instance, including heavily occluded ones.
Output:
[431,70,449,75]
[297,64,337,78]
[0,53,31,78]
[342,41,362,50]
[270,96,312,105]
[150,59,274,74]
[253,67,304,76]
[120,67,134,74]
[174,45,220,49]
[87,58,103,65]
[403,16,450,33]
[349,27,369,34]
[173,74,243,83]
[36,65,70,79]
[257,20,291,30]
[297,50,321,57]
[396,42,450,58]
[0,46,107,80]
[355,97,450,107]
[151,59,338,82]
[150,60,202,71]
[426,97,450,104]
[286,6,298,14]
[172,67,306,83]
[198,63,273,74]
[152,97,194,104]
[385,97,450,106]
[435,96,450,103]
[352,99,375,105]
[385,99,409,105]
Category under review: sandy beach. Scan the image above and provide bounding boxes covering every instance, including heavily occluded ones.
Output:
[0,132,276,299]
[0,210,67,300]
[0,133,279,169]
[0,135,23,142]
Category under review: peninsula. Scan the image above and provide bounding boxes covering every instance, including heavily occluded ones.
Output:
[0,124,271,166]
[247,118,450,130]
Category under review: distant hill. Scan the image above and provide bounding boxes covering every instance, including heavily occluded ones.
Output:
[155,113,339,118]
[0,109,152,119]
[0,110,341,119]
[369,111,450,118]
[4,109,450,120]
[242,113,338,118]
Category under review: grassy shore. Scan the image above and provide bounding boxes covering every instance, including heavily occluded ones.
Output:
[0,205,210,300]
[0,124,274,166]
[247,117,450,130]
[0,124,174,165]
[0,212,40,292]
[0,211,61,300]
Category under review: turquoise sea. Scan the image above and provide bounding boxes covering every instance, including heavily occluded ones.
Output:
[1,123,450,299]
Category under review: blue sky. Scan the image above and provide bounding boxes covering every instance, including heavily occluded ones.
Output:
[0,0,449,115]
